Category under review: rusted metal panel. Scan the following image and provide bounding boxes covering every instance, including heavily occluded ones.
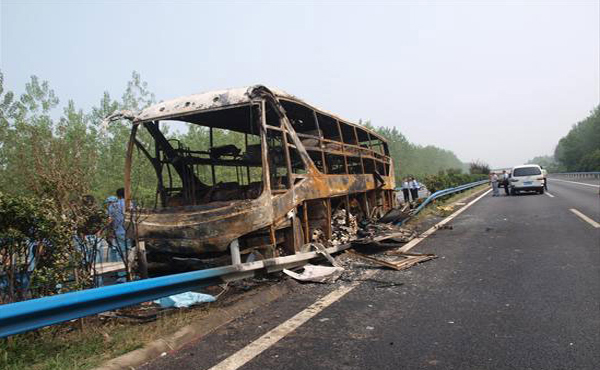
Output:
[133,193,274,254]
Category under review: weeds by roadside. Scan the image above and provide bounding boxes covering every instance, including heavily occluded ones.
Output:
[0,301,213,370]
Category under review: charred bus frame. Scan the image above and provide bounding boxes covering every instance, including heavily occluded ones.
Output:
[116,85,396,268]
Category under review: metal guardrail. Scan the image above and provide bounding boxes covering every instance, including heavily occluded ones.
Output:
[550,172,600,179]
[0,243,351,338]
[401,179,489,222]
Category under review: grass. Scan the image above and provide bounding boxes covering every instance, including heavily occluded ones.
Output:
[0,304,215,370]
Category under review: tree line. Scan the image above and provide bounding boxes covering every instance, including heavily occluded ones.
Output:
[554,106,600,172]
[362,123,468,181]
[528,106,600,172]
[0,71,471,203]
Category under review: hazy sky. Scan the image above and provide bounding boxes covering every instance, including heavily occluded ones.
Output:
[1,1,598,168]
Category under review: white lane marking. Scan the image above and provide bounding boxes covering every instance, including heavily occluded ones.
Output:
[208,272,374,370]
[551,178,600,188]
[545,192,555,198]
[570,208,600,228]
[209,188,493,370]
[399,188,492,253]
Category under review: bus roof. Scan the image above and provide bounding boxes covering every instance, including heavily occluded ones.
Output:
[134,85,387,143]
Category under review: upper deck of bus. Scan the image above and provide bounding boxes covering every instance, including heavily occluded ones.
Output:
[131,85,390,153]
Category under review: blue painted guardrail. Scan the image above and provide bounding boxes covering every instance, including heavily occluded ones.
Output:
[399,179,489,223]
[0,243,348,338]
[0,266,225,338]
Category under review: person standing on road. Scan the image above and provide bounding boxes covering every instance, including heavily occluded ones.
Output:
[502,170,510,196]
[410,177,420,201]
[491,172,499,196]
[541,168,548,190]
[401,178,410,203]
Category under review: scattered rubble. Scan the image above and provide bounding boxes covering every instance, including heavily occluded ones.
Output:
[283,265,344,284]
[354,222,417,246]
[435,205,455,216]
[288,216,433,286]
[345,250,437,271]
[377,205,412,223]
[330,209,359,246]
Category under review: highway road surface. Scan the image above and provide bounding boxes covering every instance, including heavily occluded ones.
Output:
[141,178,599,370]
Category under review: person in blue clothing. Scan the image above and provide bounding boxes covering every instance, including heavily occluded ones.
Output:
[409,177,420,201]
[401,178,410,203]
[106,188,128,261]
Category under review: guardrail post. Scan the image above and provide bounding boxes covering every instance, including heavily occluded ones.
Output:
[136,241,148,279]
[230,239,241,265]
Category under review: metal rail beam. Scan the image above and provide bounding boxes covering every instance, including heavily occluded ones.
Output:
[550,172,600,179]
[398,179,489,224]
[0,244,350,338]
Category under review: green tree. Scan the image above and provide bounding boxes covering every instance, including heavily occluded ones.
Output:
[554,106,600,171]
[469,160,490,175]
[360,120,466,183]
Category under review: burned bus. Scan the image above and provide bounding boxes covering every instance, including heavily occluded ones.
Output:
[111,85,396,268]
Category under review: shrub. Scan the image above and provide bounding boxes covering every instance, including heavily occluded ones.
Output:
[0,193,74,303]
[422,174,487,194]
[469,160,490,175]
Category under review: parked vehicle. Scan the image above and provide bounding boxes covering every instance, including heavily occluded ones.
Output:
[107,85,396,270]
[509,164,545,195]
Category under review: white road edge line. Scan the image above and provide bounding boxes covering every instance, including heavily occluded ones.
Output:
[398,188,492,253]
[551,178,600,188]
[207,274,371,370]
[208,187,492,370]
[570,208,600,228]
[545,192,555,198]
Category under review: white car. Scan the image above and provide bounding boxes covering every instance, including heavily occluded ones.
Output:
[509,164,545,195]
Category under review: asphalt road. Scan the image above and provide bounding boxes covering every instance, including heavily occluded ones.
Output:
[142,182,600,370]
[546,177,600,222]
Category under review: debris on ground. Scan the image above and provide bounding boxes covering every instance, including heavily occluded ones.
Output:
[345,249,437,271]
[294,212,430,282]
[309,242,342,267]
[283,264,344,284]
[330,209,358,246]
[435,205,455,216]
[354,222,417,246]
[284,242,344,283]
[153,291,216,308]
[378,207,412,224]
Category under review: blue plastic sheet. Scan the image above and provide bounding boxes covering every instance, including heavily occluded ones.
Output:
[154,291,216,308]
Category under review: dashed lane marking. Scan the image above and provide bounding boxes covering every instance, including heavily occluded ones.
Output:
[551,178,600,188]
[570,208,600,228]
[545,192,555,198]
[207,187,492,370]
